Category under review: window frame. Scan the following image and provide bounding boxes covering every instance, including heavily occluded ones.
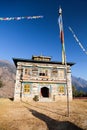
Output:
[58,84,66,95]
[58,68,65,79]
[23,84,30,94]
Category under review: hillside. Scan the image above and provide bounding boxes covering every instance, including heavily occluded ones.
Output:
[0,60,87,98]
[72,76,87,92]
[0,60,16,98]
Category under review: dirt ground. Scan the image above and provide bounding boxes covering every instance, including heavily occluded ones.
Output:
[0,98,87,130]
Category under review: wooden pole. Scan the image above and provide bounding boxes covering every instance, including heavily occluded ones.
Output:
[65,57,69,117]
[58,7,70,117]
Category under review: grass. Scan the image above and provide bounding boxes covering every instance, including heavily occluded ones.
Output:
[0,98,87,130]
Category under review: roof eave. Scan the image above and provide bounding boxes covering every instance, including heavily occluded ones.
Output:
[13,58,75,67]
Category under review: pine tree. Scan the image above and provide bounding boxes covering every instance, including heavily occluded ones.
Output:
[0,77,4,88]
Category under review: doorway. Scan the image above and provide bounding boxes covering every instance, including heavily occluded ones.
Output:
[41,87,49,97]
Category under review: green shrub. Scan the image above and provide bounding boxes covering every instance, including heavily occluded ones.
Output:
[33,95,39,101]
[0,80,4,88]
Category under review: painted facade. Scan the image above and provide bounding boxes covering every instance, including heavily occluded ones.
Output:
[13,56,74,102]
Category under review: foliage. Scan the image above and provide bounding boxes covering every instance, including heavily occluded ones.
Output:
[33,95,39,101]
[0,77,4,88]
[0,80,4,88]
[72,85,87,97]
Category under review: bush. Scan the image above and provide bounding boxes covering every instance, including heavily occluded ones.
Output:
[33,95,39,101]
[72,85,87,97]
[0,80,4,88]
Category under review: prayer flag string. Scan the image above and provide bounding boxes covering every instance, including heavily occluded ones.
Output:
[69,26,87,55]
[0,15,43,21]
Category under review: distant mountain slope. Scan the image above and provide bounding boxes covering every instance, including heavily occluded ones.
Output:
[72,76,87,92]
[0,60,16,98]
[0,60,87,98]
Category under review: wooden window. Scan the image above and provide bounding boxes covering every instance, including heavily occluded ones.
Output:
[32,67,38,76]
[24,84,30,93]
[58,85,65,94]
[25,68,28,75]
[58,69,65,79]
[24,68,30,75]
[39,69,48,76]
[45,70,48,76]
[51,68,58,77]
[20,68,23,79]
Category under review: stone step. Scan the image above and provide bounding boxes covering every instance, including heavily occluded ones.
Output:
[39,97,53,102]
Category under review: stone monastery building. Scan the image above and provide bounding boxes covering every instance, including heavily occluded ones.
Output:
[13,55,74,102]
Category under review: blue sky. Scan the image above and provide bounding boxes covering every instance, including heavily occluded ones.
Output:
[0,0,87,80]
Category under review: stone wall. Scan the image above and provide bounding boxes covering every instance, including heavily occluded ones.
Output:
[14,61,73,102]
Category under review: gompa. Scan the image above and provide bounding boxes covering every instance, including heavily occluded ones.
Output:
[13,55,74,102]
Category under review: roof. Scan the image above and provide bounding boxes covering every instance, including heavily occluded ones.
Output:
[13,58,75,67]
[32,55,51,60]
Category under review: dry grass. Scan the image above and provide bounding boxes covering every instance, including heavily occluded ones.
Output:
[0,98,87,130]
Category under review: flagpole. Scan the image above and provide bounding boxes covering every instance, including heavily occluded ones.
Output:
[58,7,69,117]
[65,56,70,117]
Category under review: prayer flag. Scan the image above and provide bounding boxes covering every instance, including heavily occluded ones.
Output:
[58,8,66,64]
